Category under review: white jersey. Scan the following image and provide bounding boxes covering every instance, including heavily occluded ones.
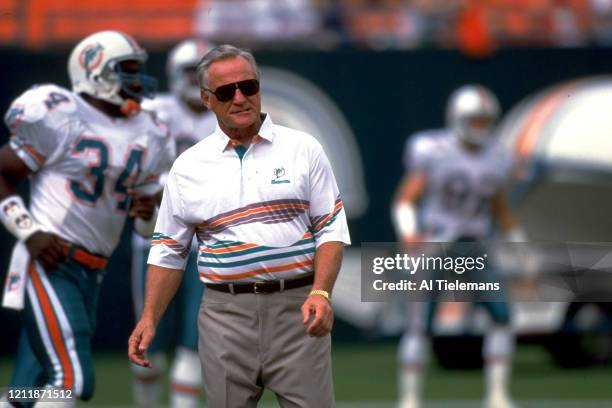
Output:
[4,84,173,257]
[133,93,217,250]
[403,129,514,241]
[142,93,217,156]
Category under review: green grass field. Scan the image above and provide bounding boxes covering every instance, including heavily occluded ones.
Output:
[2,342,612,406]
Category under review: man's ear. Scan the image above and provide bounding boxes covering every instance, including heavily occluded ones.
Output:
[201,89,211,109]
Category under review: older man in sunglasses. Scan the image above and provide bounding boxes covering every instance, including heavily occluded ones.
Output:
[129,44,351,408]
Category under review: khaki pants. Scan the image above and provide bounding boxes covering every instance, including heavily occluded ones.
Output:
[198,284,335,408]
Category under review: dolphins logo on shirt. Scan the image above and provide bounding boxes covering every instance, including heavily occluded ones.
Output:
[271,167,290,184]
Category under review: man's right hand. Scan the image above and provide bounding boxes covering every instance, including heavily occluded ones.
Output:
[25,231,67,270]
[128,319,156,368]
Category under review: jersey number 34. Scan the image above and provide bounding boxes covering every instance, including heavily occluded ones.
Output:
[69,138,144,211]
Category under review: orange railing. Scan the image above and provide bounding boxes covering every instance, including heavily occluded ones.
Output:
[0,0,199,50]
[0,0,596,51]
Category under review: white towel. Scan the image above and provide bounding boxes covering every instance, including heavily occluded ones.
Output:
[2,242,29,310]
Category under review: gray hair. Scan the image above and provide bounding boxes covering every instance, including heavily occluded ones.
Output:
[196,44,260,90]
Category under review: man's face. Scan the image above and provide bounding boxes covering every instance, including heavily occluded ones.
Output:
[201,57,261,131]
[466,115,494,132]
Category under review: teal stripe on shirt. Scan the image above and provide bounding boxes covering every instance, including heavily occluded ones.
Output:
[199,237,316,259]
[198,247,316,268]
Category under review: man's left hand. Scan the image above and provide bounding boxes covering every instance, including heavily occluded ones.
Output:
[128,318,156,368]
[301,294,333,337]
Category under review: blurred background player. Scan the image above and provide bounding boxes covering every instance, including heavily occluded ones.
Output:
[392,85,526,408]
[0,30,171,406]
[130,38,216,408]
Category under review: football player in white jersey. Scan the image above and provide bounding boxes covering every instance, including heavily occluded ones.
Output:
[0,31,172,407]
[392,85,525,408]
[130,38,216,408]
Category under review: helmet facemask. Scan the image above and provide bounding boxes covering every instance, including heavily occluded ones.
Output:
[108,59,158,103]
[455,114,496,147]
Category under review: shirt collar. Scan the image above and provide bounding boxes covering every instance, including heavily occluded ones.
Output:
[211,113,275,152]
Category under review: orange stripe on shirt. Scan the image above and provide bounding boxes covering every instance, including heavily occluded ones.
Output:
[200,259,314,281]
[313,201,344,232]
[29,262,74,389]
[201,242,258,254]
[151,238,179,245]
[206,203,309,228]
[200,231,314,254]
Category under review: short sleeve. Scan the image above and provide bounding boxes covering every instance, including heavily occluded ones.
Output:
[4,86,75,172]
[308,142,351,248]
[147,168,195,270]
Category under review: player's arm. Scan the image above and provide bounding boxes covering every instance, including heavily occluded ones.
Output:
[391,171,428,242]
[128,264,183,367]
[0,144,66,269]
[0,143,30,198]
[491,191,526,241]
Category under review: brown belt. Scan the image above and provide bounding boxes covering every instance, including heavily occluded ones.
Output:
[205,273,314,294]
[63,244,108,270]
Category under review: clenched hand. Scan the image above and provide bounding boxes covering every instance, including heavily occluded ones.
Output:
[25,231,67,270]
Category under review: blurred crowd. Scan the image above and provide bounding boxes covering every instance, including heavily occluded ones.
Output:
[3,0,612,52]
[195,0,612,53]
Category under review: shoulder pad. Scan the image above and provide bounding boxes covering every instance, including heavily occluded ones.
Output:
[5,84,76,129]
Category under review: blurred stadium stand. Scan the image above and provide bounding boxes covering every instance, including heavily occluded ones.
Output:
[0,0,198,50]
[0,0,609,51]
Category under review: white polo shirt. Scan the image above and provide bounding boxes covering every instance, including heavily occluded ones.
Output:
[148,113,351,283]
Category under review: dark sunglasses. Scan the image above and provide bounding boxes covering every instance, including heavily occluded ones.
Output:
[205,79,260,102]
